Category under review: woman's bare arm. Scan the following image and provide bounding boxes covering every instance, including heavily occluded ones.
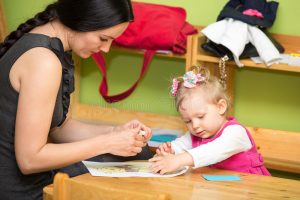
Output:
[14,48,143,174]
[50,118,114,143]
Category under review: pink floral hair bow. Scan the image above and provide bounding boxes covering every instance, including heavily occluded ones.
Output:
[171,70,206,97]
[171,78,180,97]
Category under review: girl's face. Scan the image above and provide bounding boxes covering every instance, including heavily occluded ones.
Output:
[179,91,227,139]
[69,22,129,58]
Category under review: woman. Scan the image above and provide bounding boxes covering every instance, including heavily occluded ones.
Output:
[0,0,152,199]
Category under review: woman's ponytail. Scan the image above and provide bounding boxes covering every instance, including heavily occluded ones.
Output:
[0,3,58,58]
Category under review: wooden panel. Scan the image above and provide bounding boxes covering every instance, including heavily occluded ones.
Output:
[72,103,185,130]
[43,185,53,200]
[52,173,170,200]
[248,126,300,173]
[53,173,69,200]
[272,33,300,54]
[0,0,7,41]
[111,46,186,59]
[184,35,193,70]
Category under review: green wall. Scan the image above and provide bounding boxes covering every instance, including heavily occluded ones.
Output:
[3,0,300,132]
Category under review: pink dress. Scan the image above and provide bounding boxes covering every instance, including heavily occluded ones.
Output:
[191,117,271,176]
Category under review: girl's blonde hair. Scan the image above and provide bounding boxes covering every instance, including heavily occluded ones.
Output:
[173,66,231,116]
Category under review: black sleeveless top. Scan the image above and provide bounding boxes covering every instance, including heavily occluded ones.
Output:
[0,33,74,200]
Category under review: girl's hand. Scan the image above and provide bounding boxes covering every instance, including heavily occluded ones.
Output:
[149,152,194,175]
[156,142,174,156]
[149,152,182,175]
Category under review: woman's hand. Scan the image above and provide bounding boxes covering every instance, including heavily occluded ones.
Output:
[107,125,145,157]
[114,120,152,145]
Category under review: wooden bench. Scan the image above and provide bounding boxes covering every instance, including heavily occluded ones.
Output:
[248,127,300,174]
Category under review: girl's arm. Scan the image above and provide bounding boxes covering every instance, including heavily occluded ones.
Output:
[187,125,252,168]
[170,132,193,154]
[150,125,251,174]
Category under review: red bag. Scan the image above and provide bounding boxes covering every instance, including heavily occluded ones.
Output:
[92,2,198,103]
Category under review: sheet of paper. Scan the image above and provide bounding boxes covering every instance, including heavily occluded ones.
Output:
[202,174,241,181]
[82,161,188,178]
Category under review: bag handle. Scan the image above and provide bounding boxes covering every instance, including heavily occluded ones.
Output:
[92,50,155,103]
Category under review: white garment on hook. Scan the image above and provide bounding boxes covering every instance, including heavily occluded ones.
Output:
[201,18,281,67]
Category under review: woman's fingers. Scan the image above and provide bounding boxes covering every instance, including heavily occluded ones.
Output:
[134,140,144,148]
[131,146,142,154]
[129,120,152,141]
[144,127,152,140]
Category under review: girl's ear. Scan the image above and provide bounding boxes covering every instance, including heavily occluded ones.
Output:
[217,99,227,115]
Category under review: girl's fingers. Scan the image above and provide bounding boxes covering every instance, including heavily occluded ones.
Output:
[149,156,163,162]
[161,151,169,156]
[150,163,163,173]
[156,148,161,155]
[160,169,168,175]
[159,145,164,152]
[162,143,168,152]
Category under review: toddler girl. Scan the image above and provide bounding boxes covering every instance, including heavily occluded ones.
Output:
[149,66,270,176]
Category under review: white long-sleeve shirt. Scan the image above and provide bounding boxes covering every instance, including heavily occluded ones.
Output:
[171,124,252,168]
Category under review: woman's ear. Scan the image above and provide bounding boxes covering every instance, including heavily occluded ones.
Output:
[217,99,227,115]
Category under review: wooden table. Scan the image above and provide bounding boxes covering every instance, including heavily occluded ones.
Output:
[44,167,300,200]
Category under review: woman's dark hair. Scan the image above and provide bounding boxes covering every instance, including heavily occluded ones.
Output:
[0,0,133,58]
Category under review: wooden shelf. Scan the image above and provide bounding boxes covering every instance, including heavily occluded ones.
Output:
[111,46,186,59]
[193,33,300,73]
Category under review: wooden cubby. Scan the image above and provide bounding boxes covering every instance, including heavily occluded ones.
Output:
[191,30,300,173]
